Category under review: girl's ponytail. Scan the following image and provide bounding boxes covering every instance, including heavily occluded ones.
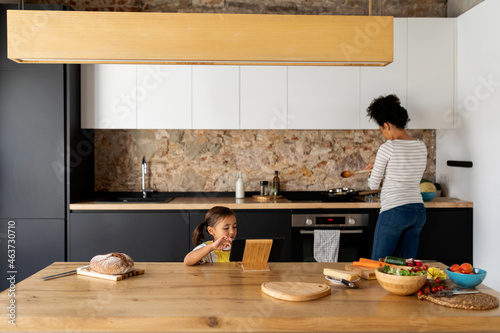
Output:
[192,221,207,247]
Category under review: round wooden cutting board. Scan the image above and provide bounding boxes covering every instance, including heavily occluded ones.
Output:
[261,282,331,301]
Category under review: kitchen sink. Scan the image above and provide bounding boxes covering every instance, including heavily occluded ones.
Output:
[95,197,174,203]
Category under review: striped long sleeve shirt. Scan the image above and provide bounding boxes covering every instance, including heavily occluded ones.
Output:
[369,139,428,213]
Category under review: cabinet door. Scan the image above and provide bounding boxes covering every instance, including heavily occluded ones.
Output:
[81,64,137,129]
[192,66,239,129]
[137,65,192,129]
[0,70,65,219]
[407,18,455,129]
[240,66,288,129]
[70,212,189,262]
[288,67,360,129]
[0,219,65,291]
[417,208,472,266]
[360,18,408,129]
[189,211,291,261]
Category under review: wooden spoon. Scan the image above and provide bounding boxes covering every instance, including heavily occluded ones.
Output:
[340,170,371,178]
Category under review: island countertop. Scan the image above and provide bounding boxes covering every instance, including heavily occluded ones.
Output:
[70,196,472,210]
[1,262,498,332]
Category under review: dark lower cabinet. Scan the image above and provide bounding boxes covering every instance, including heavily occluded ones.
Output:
[66,207,472,269]
[69,212,189,262]
[366,208,472,266]
[0,219,65,292]
[189,210,292,261]
[417,208,473,266]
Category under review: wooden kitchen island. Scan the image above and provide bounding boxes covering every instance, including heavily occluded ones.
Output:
[1,262,499,332]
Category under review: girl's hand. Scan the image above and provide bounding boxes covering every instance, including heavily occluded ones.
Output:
[211,236,233,251]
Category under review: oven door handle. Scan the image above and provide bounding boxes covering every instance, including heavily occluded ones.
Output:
[298,229,364,235]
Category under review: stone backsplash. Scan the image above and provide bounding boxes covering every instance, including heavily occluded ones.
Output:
[29,0,447,17]
[95,129,436,193]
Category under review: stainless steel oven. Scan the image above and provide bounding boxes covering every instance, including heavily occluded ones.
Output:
[291,213,370,262]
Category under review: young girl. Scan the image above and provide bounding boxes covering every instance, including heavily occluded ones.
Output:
[184,206,237,266]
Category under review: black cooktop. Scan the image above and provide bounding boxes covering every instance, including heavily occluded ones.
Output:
[283,191,364,203]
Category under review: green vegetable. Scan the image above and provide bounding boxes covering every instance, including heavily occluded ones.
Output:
[433,182,442,190]
[420,179,432,184]
[381,265,426,276]
[384,256,407,266]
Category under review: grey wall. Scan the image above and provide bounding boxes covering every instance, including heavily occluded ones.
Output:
[447,0,484,17]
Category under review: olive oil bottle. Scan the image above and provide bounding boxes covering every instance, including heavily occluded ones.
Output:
[272,171,280,195]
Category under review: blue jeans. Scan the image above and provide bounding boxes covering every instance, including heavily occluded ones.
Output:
[370,203,426,260]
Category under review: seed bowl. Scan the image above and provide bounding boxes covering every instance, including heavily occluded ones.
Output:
[421,192,436,202]
[375,267,427,296]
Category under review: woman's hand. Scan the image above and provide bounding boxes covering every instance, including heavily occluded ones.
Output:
[211,236,233,251]
[364,163,374,171]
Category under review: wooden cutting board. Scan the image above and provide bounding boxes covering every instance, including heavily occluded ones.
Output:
[77,267,145,281]
[345,264,377,280]
[261,282,331,301]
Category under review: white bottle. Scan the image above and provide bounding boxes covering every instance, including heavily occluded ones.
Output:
[235,172,245,199]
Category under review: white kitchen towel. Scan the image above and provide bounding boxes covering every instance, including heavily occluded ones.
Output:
[313,229,340,263]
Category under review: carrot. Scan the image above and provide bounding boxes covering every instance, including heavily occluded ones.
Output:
[358,258,398,267]
[359,258,384,266]
[352,261,381,269]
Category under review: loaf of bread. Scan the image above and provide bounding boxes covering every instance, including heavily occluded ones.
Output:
[89,253,134,275]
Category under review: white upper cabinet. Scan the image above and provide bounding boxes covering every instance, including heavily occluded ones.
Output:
[81,64,137,129]
[81,18,456,130]
[192,66,240,129]
[360,18,408,129]
[136,65,192,129]
[407,18,456,129]
[287,66,360,129]
[240,66,288,129]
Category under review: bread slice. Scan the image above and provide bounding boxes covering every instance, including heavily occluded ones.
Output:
[323,268,359,281]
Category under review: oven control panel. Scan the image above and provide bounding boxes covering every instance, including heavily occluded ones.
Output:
[292,214,369,228]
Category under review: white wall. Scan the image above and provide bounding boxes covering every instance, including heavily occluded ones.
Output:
[437,0,500,292]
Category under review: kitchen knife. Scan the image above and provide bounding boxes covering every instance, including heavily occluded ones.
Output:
[325,275,358,288]
[432,288,480,298]
[42,265,89,280]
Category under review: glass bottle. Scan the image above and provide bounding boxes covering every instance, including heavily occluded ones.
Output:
[272,171,280,195]
[235,172,245,199]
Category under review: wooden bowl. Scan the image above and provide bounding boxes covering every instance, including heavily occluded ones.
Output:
[375,266,427,296]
